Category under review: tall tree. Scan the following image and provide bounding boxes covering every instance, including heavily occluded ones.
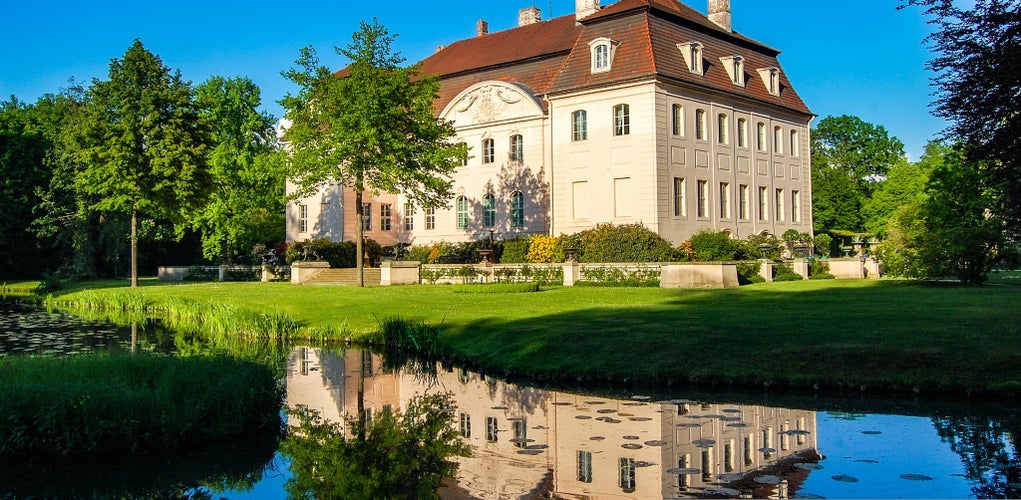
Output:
[193,76,284,264]
[811,115,906,234]
[902,0,1021,235]
[281,19,467,286]
[72,40,209,287]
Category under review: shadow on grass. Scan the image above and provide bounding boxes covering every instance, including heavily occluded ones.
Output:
[438,280,1021,398]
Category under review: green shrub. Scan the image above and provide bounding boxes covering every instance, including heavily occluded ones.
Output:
[501,238,530,263]
[808,260,836,280]
[736,261,765,285]
[184,266,218,281]
[285,238,382,268]
[814,234,833,257]
[741,233,784,261]
[579,265,660,287]
[773,264,804,281]
[574,223,679,263]
[451,282,540,294]
[403,245,432,264]
[688,230,738,261]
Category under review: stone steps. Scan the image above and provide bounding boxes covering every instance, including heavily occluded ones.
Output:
[304,268,381,286]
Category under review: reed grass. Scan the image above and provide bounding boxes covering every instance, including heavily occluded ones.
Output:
[451,282,541,293]
[0,353,282,458]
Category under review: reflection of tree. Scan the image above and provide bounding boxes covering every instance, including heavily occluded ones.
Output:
[282,392,470,499]
[933,415,1021,498]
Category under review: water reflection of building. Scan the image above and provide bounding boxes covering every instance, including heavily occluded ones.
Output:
[285,347,818,498]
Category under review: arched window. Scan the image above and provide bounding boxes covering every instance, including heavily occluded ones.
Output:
[572,110,588,141]
[511,191,524,227]
[613,104,630,136]
[595,44,609,70]
[456,196,469,228]
[483,194,495,228]
[509,134,523,162]
[482,138,495,164]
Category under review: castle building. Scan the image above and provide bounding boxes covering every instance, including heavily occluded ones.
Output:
[286,0,814,248]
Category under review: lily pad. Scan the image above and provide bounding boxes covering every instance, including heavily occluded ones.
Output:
[704,487,740,496]
[718,473,745,482]
[623,435,640,440]
[759,447,777,454]
[516,449,543,455]
[693,438,717,447]
[832,474,859,483]
[854,459,880,464]
[589,436,605,441]
[861,430,882,435]
[755,474,783,484]
[677,423,702,428]
[622,443,643,450]
[727,422,750,428]
[634,460,656,467]
[795,463,824,471]
[629,417,653,422]
[793,494,827,499]
[575,415,592,420]
[597,408,617,414]
[666,467,703,475]
[552,401,572,406]
[899,474,935,481]
[631,395,651,400]
[644,440,667,446]
[585,400,607,405]
[785,429,812,436]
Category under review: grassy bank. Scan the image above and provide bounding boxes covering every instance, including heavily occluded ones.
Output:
[0,353,282,458]
[52,279,1021,397]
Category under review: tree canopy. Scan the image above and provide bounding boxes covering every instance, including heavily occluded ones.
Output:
[281,19,467,286]
[72,40,209,286]
[902,0,1021,235]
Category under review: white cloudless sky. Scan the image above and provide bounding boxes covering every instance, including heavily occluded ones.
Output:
[1,0,944,159]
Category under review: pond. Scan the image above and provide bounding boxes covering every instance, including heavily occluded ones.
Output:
[1,303,1019,499]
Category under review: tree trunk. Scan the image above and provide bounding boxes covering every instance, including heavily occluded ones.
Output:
[355,189,365,288]
[130,208,138,288]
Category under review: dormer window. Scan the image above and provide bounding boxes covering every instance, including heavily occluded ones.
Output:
[589,38,620,74]
[678,42,704,75]
[720,56,745,87]
[758,67,781,96]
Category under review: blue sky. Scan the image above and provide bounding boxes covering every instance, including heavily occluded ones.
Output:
[1,0,942,159]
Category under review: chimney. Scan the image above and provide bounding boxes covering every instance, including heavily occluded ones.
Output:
[576,0,600,20]
[476,19,489,37]
[519,6,542,26]
[708,0,732,32]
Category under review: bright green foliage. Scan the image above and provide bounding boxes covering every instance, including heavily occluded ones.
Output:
[282,20,467,285]
[811,115,905,233]
[500,237,530,263]
[813,233,832,257]
[569,223,679,263]
[192,76,284,264]
[72,40,209,286]
[0,353,282,458]
[863,146,938,237]
[282,392,470,500]
[688,229,739,261]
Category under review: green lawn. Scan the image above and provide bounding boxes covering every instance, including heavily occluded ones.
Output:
[50,279,1021,397]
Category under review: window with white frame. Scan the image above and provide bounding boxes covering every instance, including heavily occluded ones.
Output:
[672,104,684,136]
[613,104,630,136]
[572,110,587,141]
[482,138,495,164]
[758,186,769,221]
[678,41,704,75]
[737,118,747,148]
[361,203,372,230]
[456,196,469,229]
[720,182,731,219]
[483,194,495,228]
[721,56,745,86]
[758,67,781,96]
[578,451,593,483]
[485,416,498,442]
[619,458,636,493]
[512,420,527,448]
[718,114,729,145]
[790,130,800,157]
[298,204,308,233]
[739,184,749,220]
[757,122,766,151]
[509,134,523,162]
[589,38,619,73]
[673,177,686,217]
[459,413,471,438]
[511,191,524,227]
[403,202,414,231]
[695,109,706,141]
[380,203,392,231]
[773,126,783,155]
[775,188,785,222]
[425,207,435,230]
[792,190,801,223]
[697,180,709,218]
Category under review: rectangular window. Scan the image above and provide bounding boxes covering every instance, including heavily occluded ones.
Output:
[697,180,709,218]
[756,122,766,151]
[403,202,414,231]
[758,186,769,221]
[619,458,636,493]
[572,110,587,141]
[483,138,495,164]
[672,104,684,136]
[510,135,523,162]
[776,188,785,222]
[725,440,735,472]
[456,196,469,229]
[485,416,498,443]
[425,207,435,230]
[720,182,731,219]
[483,194,495,228]
[298,204,308,233]
[792,190,801,223]
[701,448,713,481]
[577,451,593,483]
[695,109,706,140]
[512,420,527,448]
[739,184,749,220]
[613,104,630,136]
[511,191,524,227]
[673,177,686,217]
[737,118,747,148]
[774,126,783,154]
[361,203,371,231]
[459,413,471,438]
[718,114,729,145]
[380,203,392,231]
[678,454,691,488]
[744,435,754,466]
[790,130,800,157]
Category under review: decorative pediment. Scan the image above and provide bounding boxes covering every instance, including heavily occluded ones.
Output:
[441,81,544,127]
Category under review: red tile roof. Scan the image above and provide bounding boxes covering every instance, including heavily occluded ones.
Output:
[416,0,811,116]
